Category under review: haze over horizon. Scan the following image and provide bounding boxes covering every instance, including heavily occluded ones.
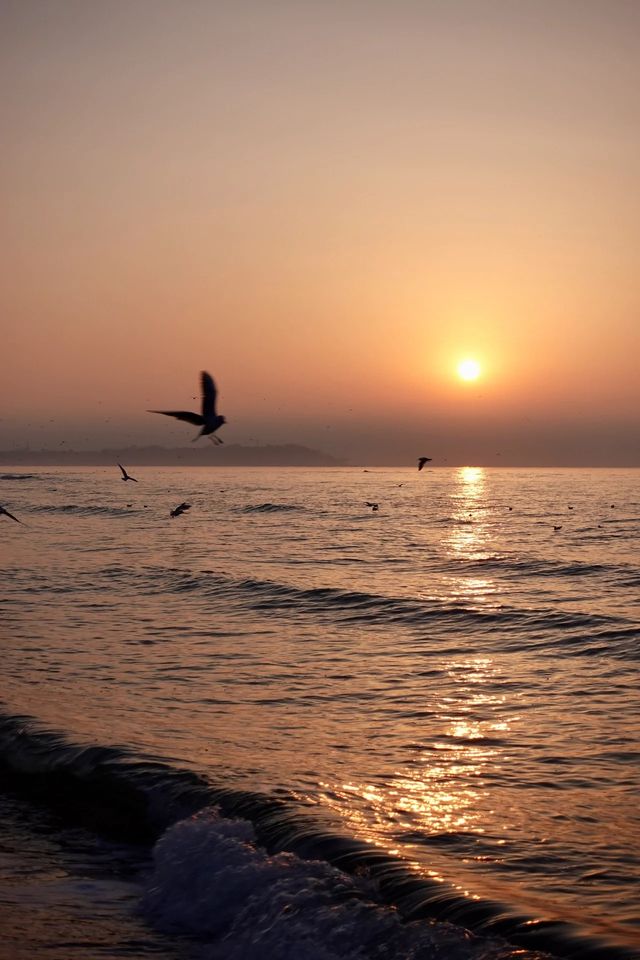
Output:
[2,1,639,466]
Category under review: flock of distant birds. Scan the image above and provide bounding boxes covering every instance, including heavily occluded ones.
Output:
[0,370,620,528]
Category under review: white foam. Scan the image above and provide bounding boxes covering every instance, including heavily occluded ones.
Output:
[142,809,534,960]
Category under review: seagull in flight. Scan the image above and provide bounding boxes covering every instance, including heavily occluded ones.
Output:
[417,457,432,471]
[118,463,138,482]
[170,502,191,518]
[149,371,226,443]
[1,505,22,524]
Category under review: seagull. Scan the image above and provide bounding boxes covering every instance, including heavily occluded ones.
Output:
[417,457,432,471]
[118,463,138,482]
[365,501,379,511]
[149,371,226,443]
[1,505,22,524]
[170,502,191,518]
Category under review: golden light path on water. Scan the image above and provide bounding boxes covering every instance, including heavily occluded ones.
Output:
[317,655,512,898]
[314,468,516,901]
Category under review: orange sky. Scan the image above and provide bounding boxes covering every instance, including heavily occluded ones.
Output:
[1,1,639,464]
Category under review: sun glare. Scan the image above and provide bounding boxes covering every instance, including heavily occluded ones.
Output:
[457,358,481,381]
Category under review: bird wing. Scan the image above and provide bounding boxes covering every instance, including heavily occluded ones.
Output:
[1,507,22,524]
[148,410,204,426]
[201,371,217,419]
[118,463,127,478]
[179,502,192,511]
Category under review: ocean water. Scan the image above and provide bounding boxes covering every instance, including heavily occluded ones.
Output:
[1,465,638,960]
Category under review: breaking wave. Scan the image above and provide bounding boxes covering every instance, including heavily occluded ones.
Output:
[0,711,633,960]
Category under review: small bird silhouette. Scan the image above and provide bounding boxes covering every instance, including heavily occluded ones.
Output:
[118,463,138,482]
[553,525,562,531]
[1,505,22,524]
[170,502,191,518]
[365,501,379,511]
[149,371,226,443]
[417,457,432,471]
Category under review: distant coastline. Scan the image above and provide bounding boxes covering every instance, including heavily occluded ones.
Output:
[0,444,346,468]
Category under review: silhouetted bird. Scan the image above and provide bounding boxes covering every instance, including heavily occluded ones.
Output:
[170,502,191,518]
[365,502,379,511]
[553,525,562,531]
[118,463,138,482]
[1,505,22,524]
[417,457,432,471]
[149,371,226,443]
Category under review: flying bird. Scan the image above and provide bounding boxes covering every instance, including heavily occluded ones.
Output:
[553,525,562,531]
[170,502,191,518]
[118,463,138,482]
[365,501,379,511]
[149,371,226,443]
[417,457,432,471]
[1,505,22,524]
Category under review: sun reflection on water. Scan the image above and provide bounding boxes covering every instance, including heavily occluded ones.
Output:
[317,656,515,894]
[440,467,501,611]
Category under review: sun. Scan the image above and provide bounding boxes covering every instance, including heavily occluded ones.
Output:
[457,358,481,381]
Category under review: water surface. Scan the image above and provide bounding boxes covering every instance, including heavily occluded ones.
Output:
[1,466,638,958]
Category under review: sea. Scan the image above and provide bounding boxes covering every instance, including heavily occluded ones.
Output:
[1,466,638,960]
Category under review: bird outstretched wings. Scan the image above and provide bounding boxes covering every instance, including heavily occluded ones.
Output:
[149,410,204,425]
[148,370,223,440]
[201,371,217,419]
[0,505,22,524]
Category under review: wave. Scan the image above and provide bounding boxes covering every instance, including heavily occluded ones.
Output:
[235,502,306,514]
[0,710,634,960]
[30,503,140,517]
[441,554,636,581]
[0,472,39,480]
[46,562,638,661]
[143,810,523,960]
[124,566,637,660]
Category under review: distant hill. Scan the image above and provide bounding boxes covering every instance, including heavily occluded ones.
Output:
[0,444,346,467]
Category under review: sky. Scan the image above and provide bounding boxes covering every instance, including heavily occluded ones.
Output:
[1,0,639,465]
